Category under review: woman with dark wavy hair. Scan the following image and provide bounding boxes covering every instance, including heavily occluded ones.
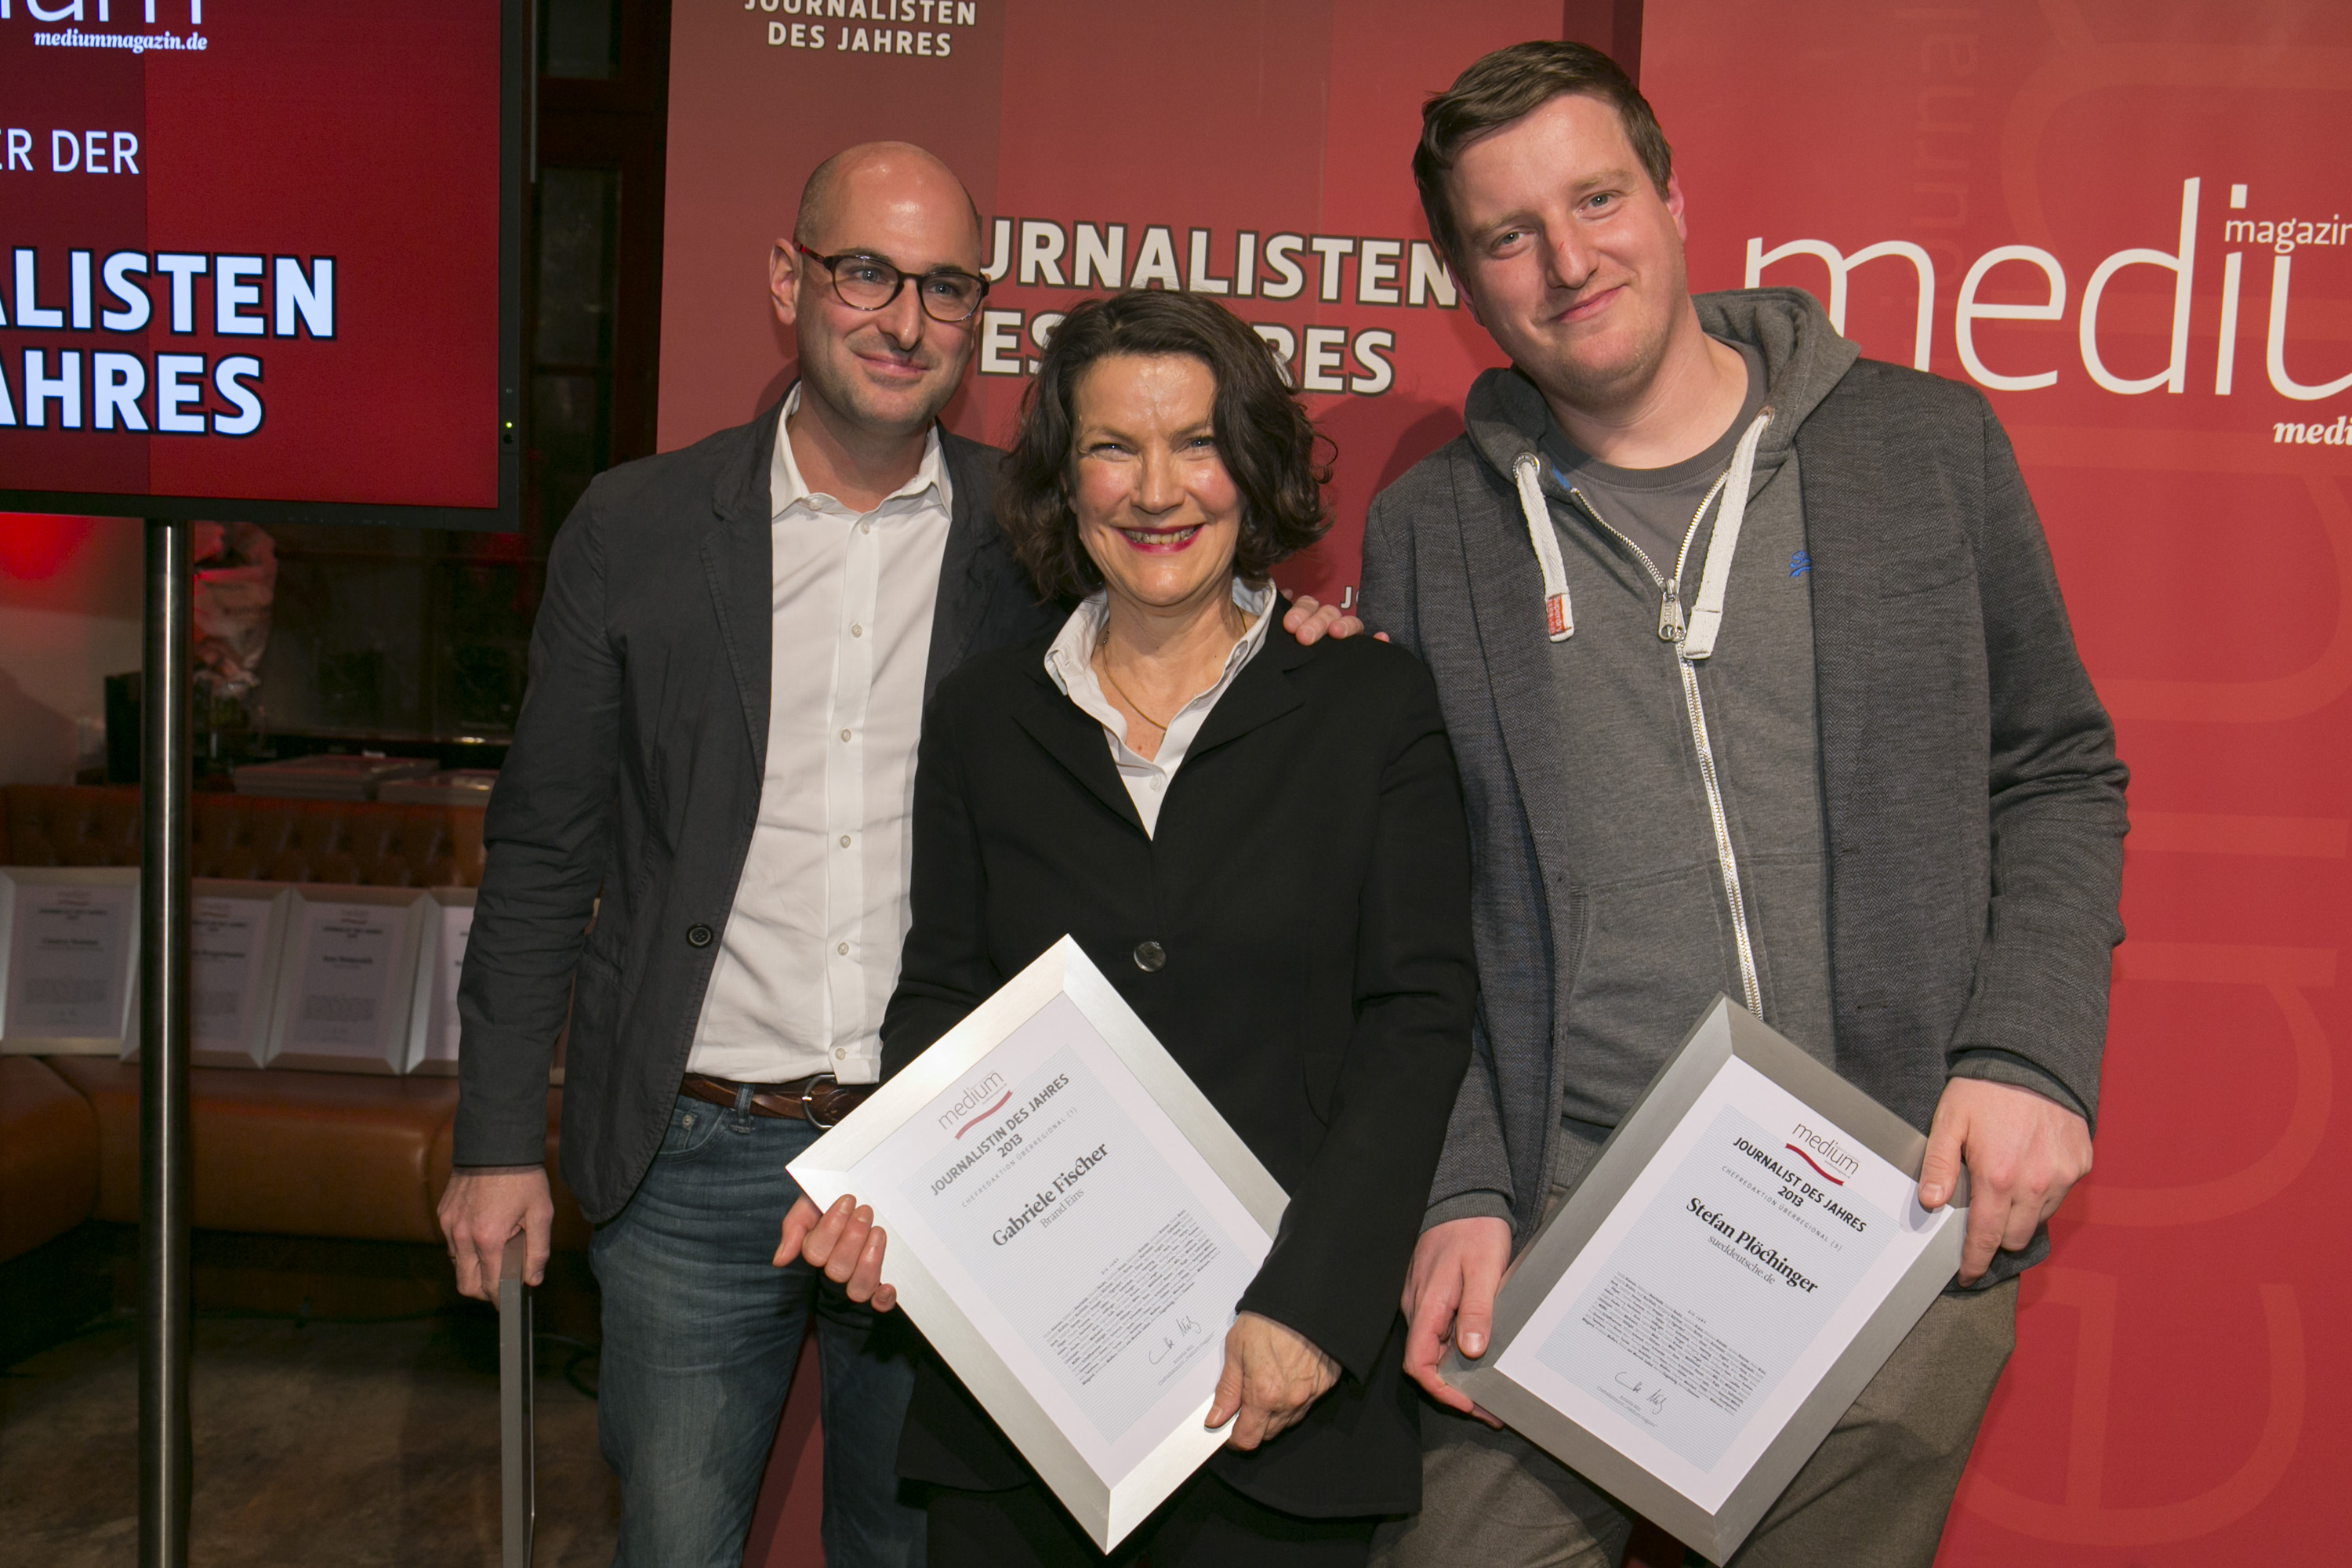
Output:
[782,289,1477,1565]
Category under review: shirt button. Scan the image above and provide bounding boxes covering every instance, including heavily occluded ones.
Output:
[839,834,851,848]
[686,923,714,949]
[1133,941,1166,973]
[860,521,873,534]
[1150,776,1164,791]
[851,623,864,637]
[840,729,851,742]
[834,1047,847,1058]
[837,942,850,956]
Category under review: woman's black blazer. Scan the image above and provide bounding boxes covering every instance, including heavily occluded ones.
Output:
[881,604,1478,1520]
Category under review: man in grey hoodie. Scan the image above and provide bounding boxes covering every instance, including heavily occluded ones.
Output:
[1338,41,2127,1568]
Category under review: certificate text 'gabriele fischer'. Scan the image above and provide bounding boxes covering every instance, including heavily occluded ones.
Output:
[993,1144,1111,1247]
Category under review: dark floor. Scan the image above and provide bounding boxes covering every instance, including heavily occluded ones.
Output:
[0,1310,619,1566]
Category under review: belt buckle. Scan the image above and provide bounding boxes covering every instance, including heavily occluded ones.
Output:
[800,1073,844,1130]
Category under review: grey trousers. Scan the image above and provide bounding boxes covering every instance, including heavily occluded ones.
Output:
[1370,1277,2017,1568]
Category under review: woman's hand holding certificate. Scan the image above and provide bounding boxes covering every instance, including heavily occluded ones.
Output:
[1203,1312,1339,1450]
[777,1192,1340,1449]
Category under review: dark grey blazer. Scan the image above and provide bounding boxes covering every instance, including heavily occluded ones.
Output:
[1363,358,2128,1286]
[452,399,1061,1221]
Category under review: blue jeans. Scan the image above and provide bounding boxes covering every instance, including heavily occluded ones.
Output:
[592,1091,927,1568]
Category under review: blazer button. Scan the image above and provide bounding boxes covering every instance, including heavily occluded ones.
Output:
[1132,941,1165,973]
[686,923,714,949]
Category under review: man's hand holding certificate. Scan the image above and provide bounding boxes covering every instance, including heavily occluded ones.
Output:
[779,1192,897,1312]
[1918,1076,2095,1286]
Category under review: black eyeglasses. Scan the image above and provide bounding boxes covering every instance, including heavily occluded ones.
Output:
[797,243,989,323]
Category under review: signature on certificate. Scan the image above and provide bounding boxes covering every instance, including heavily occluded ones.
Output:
[1613,1369,1670,1412]
[1147,1315,1208,1365]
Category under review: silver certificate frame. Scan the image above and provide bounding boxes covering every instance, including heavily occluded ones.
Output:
[789,936,1289,1552]
[263,884,429,1074]
[151,880,295,1069]
[0,866,142,1056]
[1443,997,1969,1564]
[405,886,477,1076]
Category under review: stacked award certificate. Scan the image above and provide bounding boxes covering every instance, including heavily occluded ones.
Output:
[1442,998,1969,1563]
[788,938,1287,1552]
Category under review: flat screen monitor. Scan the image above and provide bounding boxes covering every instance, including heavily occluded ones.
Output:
[0,0,524,530]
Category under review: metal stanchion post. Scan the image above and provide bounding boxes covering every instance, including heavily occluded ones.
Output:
[499,1232,536,1568]
[140,518,193,1568]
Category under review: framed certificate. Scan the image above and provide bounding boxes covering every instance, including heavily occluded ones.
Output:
[405,887,476,1076]
[0,867,140,1056]
[154,881,293,1069]
[263,886,429,1073]
[1443,998,1967,1565]
[788,937,1287,1552]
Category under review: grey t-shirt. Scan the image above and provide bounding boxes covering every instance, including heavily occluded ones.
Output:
[1525,339,1835,1193]
[1544,341,1767,586]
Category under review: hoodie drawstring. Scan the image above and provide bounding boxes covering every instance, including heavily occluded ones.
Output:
[1515,405,1773,652]
[1678,408,1773,661]
[1512,453,1574,641]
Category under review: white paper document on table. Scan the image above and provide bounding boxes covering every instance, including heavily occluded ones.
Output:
[788,938,1284,1550]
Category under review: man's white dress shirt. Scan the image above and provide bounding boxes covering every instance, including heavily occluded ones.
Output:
[685,387,952,1086]
[1044,579,1276,837]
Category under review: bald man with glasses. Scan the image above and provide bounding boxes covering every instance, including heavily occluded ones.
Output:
[440,141,1354,1567]
[438,143,1043,1568]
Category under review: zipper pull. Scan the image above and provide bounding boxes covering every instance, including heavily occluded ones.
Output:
[1658,580,1686,642]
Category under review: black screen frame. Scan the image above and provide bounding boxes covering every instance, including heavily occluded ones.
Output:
[0,0,529,533]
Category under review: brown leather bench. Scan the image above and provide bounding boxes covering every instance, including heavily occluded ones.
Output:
[0,1057,100,1262]
[0,784,593,1269]
[49,1058,461,1242]
[34,1058,589,1250]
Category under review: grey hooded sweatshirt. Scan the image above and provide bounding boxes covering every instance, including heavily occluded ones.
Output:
[1465,294,1863,1184]
[1364,289,2125,1282]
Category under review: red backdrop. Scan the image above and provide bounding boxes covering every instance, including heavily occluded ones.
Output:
[659,2,2350,1562]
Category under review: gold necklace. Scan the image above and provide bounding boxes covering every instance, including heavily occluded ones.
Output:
[1093,646,1171,731]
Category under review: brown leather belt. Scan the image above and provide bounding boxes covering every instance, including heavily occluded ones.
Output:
[679,1070,875,1129]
